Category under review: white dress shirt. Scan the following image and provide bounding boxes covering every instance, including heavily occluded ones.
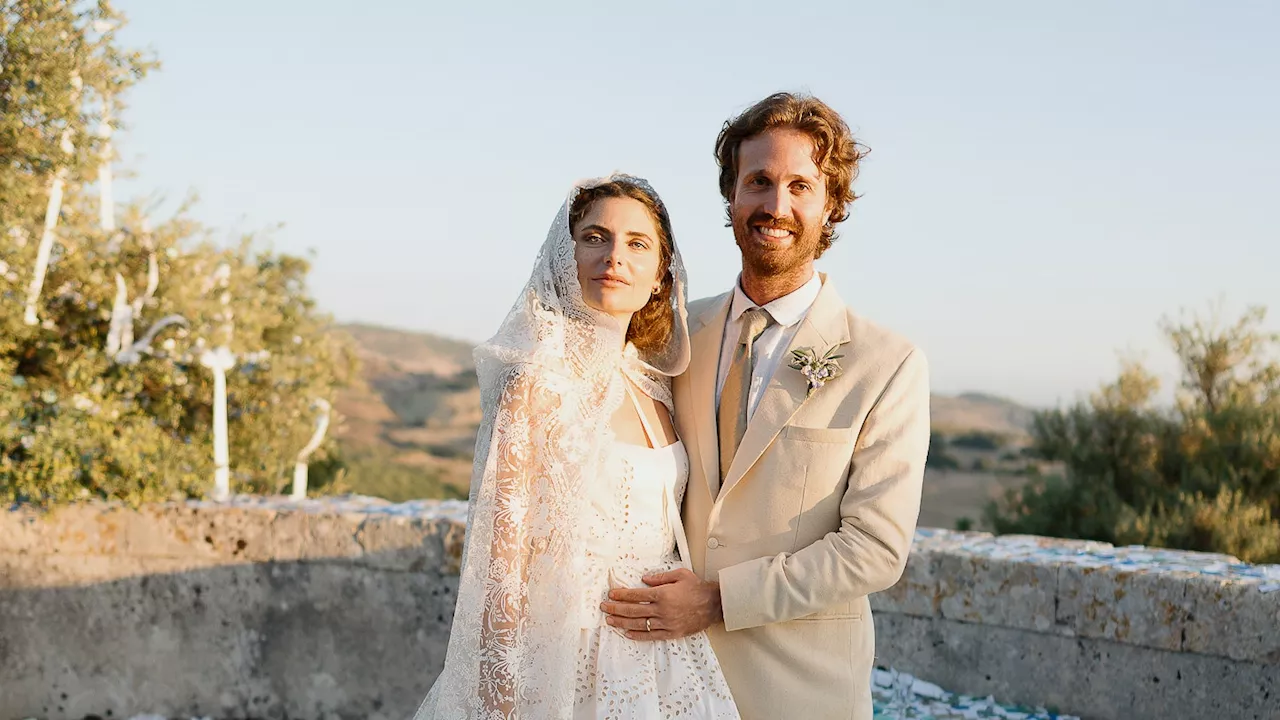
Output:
[715,273,823,420]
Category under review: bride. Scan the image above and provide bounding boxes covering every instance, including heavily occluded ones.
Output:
[414,175,739,719]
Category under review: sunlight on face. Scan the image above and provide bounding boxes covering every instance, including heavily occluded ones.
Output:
[730,128,830,282]
[573,197,663,327]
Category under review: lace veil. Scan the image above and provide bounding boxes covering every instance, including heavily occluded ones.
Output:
[414,174,690,719]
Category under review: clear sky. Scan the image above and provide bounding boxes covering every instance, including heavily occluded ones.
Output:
[112,0,1279,407]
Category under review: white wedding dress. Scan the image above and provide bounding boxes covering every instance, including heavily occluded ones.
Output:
[571,382,739,719]
[414,174,732,720]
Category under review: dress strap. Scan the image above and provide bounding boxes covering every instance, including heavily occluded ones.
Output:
[622,380,660,448]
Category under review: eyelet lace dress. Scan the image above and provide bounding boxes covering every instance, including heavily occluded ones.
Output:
[570,381,739,719]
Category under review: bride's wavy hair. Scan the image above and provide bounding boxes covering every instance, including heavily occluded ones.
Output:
[569,180,676,358]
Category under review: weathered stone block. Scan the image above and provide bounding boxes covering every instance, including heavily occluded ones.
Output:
[876,612,1280,720]
[1183,575,1280,664]
[301,513,365,560]
[269,510,309,559]
[871,546,939,617]
[1056,565,1193,650]
[935,553,1057,632]
[120,504,219,559]
[0,507,44,553]
[354,516,442,572]
[10,504,129,556]
[198,504,279,560]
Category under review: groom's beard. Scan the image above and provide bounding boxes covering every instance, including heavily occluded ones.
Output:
[732,208,822,279]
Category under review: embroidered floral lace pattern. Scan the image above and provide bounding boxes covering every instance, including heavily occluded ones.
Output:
[413,175,716,720]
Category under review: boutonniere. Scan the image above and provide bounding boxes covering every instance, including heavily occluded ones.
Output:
[789,345,844,397]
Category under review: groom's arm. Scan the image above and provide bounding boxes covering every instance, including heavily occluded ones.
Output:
[717,348,929,631]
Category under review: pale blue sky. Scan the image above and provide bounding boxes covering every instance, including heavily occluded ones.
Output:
[113,1,1279,406]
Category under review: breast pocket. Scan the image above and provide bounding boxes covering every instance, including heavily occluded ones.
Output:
[782,424,854,444]
[777,424,855,483]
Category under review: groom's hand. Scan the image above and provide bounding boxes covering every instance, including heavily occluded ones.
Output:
[600,568,723,641]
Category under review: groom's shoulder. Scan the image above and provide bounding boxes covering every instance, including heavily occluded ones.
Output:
[687,292,731,324]
[841,305,923,367]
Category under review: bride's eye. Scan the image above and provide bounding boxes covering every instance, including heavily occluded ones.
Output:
[629,239,650,250]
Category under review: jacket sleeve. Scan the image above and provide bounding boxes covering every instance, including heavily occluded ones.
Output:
[717,349,930,631]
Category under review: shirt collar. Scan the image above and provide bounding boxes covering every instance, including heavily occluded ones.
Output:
[727,272,823,329]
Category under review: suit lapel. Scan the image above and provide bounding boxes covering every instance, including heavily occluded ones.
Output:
[719,275,852,499]
[688,294,731,499]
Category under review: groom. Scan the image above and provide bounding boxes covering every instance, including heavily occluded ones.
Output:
[602,92,930,719]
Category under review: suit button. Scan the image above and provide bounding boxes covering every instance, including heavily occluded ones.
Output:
[706,537,720,550]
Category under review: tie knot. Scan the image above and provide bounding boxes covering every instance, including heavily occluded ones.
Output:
[738,307,773,346]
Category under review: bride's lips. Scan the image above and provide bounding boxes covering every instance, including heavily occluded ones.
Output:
[593,274,630,288]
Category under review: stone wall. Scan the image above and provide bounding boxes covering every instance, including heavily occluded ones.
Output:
[871,528,1279,720]
[1,498,1276,720]
[0,499,467,720]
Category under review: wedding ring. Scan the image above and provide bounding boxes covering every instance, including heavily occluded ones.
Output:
[645,618,652,632]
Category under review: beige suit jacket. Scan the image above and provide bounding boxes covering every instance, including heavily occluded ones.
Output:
[674,275,930,720]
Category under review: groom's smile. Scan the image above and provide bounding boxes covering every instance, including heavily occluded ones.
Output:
[746,212,804,248]
[755,226,793,240]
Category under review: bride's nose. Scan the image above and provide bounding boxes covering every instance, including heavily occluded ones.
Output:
[604,240,627,267]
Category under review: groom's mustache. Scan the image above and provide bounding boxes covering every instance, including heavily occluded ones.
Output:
[745,212,802,235]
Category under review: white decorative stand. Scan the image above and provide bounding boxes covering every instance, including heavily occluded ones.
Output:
[105,219,185,364]
[292,399,332,499]
[200,346,237,501]
[115,314,187,365]
[24,73,81,326]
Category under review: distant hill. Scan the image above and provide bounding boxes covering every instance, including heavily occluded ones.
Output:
[343,322,475,376]
[930,392,1034,439]
[331,324,481,501]
[331,323,1037,500]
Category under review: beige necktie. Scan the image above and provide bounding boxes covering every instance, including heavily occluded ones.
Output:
[718,307,773,483]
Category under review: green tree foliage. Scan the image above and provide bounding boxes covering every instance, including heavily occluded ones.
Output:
[949,430,1007,451]
[1,2,357,505]
[2,1,153,229]
[925,431,961,470]
[987,306,1280,563]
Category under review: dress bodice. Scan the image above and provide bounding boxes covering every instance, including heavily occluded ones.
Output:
[574,383,691,627]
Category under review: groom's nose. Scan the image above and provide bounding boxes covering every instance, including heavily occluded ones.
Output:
[760,186,792,218]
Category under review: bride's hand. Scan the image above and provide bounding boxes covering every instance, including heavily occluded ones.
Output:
[600,568,722,641]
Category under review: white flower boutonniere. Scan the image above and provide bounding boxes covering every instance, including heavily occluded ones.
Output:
[788,345,844,398]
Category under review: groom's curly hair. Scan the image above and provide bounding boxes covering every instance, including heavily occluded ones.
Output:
[715,92,869,257]
[569,181,676,359]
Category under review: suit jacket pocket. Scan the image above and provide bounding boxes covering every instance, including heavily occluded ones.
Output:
[782,424,854,444]
[793,612,862,622]
[794,601,863,622]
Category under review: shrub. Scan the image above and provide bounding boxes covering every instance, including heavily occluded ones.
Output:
[986,307,1280,563]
